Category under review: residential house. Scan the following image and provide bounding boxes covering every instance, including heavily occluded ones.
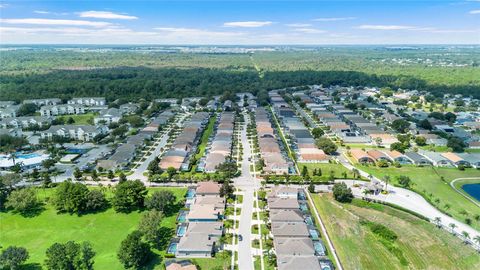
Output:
[94,108,122,125]
[68,97,106,106]
[405,152,432,166]
[441,152,470,167]
[23,98,61,106]
[40,104,85,116]
[41,125,105,141]
[349,149,374,164]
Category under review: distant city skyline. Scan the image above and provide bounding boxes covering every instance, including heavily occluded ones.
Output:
[0,0,479,44]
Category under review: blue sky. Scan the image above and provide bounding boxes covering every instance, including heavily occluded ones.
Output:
[0,0,479,44]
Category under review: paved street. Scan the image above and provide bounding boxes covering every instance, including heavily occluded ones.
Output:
[233,110,260,270]
[129,112,188,181]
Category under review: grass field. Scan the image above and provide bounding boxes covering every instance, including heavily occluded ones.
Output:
[191,251,231,270]
[57,112,97,125]
[356,165,480,229]
[0,187,187,270]
[312,194,480,270]
[299,162,358,181]
[192,114,217,172]
[357,165,480,229]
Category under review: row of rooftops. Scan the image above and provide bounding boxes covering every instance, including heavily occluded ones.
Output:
[271,92,329,163]
[174,182,225,258]
[267,186,332,270]
[201,112,235,172]
[159,112,211,171]
[255,107,290,174]
[349,148,480,168]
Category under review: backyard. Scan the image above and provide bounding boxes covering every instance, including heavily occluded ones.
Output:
[57,112,98,125]
[357,165,480,229]
[0,187,187,270]
[311,193,480,270]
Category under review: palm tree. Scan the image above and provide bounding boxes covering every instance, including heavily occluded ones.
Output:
[473,235,480,247]
[383,175,391,191]
[434,217,442,228]
[362,189,370,199]
[462,231,470,244]
[449,223,457,234]
[352,168,360,179]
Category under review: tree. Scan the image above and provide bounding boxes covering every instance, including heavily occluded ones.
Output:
[17,103,38,116]
[418,119,433,130]
[301,165,308,178]
[5,188,39,215]
[117,231,151,269]
[112,180,147,213]
[85,190,108,212]
[308,181,315,193]
[397,175,411,188]
[45,241,95,270]
[42,172,52,188]
[138,210,164,244]
[107,170,115,181]
[447,136,466,153]
[449,223,456,234]
[42,159,56,171]
[1,173,22,190]
[414,136,427,146]
[434,217,442,228]
[119,172,127,183]
[390,142,408,153]
[220,181,234,198]
[391,119,410,133]
[145,190,176,214]
[216,161,238,178]
[445,112,456,123]
[166,167,177,180]
[73,168,82,181]
[315,138,337,155]
[53,181,89,214]
[0,246,29,270]
[91,169,98,181]
[311,128,324,139]
[332,182,353,203]
[147,157,161,175]
[66,117,75,124]
[461,231,470,243]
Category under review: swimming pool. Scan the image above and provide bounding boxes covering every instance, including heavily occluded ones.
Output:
[300,203,308,212]
[176,225,187,236]
[186,188,196,199]
[16,153,41,159]
[305,216,314,226]
[313,240,326,256]
[309,229,319,240]
[167,242,177,254]
[177,210,188,223]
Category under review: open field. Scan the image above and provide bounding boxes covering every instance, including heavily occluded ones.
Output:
[57,112,97,125]
[0,187,187,270]
[357,165,480,229]
[299,162,358,181]
[311,193,480,270]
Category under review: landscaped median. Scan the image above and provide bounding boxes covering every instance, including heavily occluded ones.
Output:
[310,193,480,269]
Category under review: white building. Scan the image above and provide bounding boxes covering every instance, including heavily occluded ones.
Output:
[41,125,106,141]
[40,104,85,116]
[68,97,106,107]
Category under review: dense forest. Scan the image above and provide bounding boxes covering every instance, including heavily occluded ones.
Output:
[1,46,479,101]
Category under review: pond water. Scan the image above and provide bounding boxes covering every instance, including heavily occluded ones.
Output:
[462,183,480,202]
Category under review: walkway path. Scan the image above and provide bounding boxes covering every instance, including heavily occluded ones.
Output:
[450,177,480,208]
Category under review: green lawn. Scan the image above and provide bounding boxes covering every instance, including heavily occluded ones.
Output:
[357,165,480,229]
[299,162,360,181]
[57,112,97,125]
[312,194,480,270]
[191,251,231,270]
[0,187,186,270]
[192,114,217,172]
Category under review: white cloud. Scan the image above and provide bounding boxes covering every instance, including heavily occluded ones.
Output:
[223,21,272,27]
[34,11,50,14]
[357,25,415,30]
[313,17,356,22]
[285,23,312,27]
[78,11,138,20]
[292,28,326,34]
[0,18,113,27]
[469,10,480,14]
[155,27,244,37]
